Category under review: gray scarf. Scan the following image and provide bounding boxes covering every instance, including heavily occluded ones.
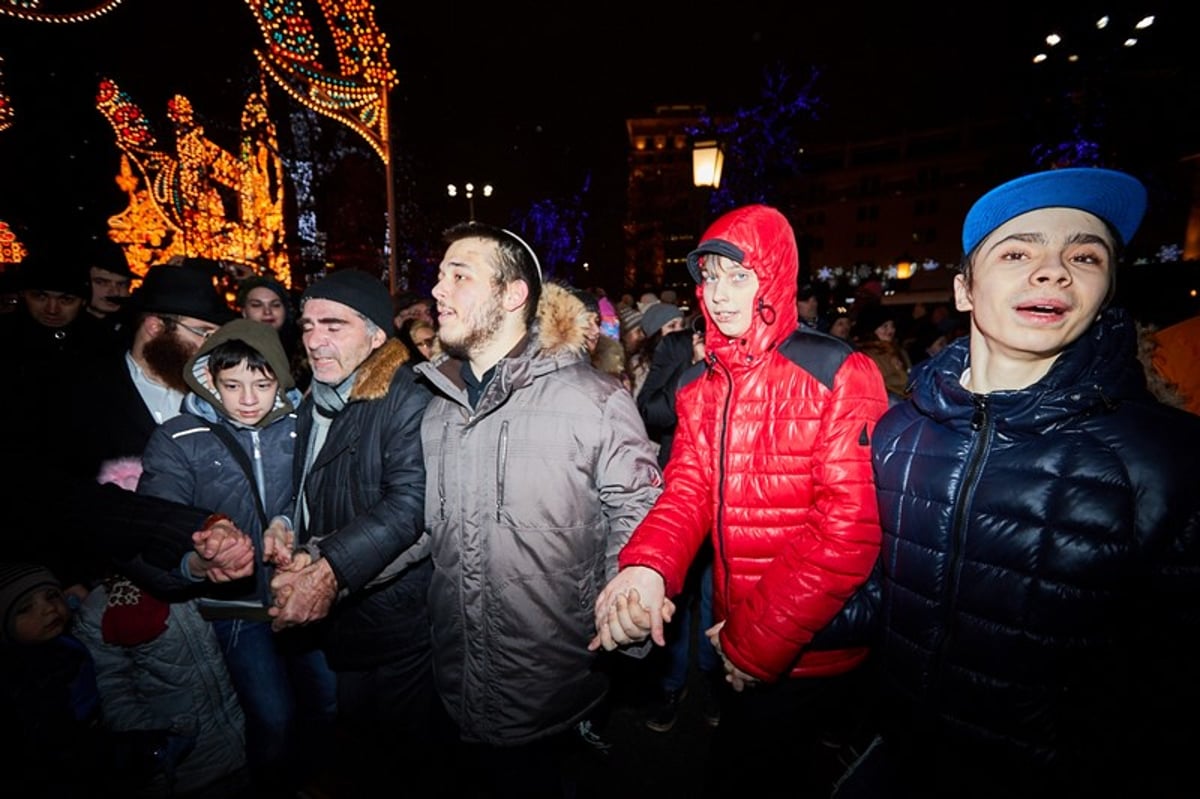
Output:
[296,373,357,535]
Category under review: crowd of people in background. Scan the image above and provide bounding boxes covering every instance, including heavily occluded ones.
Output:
[2,167,1199,799]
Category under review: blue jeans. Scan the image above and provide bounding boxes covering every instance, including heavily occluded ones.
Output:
[212,618,337,795]
[661,557,719,693]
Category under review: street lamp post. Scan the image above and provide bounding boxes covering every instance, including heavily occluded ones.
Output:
[447,182,494,222]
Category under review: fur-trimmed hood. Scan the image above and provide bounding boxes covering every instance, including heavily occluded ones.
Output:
[534,282,589,358]
[590,333,628,383]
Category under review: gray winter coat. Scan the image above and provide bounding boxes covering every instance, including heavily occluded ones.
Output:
[74,586,247,796]
[416,283,664,746]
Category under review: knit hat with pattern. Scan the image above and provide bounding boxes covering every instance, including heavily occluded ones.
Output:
[618,305,643,333]
[0,562,60,643]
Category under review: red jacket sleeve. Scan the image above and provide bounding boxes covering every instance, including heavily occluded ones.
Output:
[618,379,714,597]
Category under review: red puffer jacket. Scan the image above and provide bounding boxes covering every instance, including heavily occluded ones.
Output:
[618,205,888,681]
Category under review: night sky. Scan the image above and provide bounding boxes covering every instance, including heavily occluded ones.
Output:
[1,1,1190,285]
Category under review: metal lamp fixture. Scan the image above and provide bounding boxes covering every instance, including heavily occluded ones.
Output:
[692,140,725,189]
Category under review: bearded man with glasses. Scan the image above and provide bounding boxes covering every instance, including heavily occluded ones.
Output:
[66,260,236,483]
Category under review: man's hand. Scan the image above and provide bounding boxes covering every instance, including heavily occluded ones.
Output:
[589,566,673,651]
[706,620,760,693]
[191,520,255,582]
[261,518,295,568]
[269,557,336,632]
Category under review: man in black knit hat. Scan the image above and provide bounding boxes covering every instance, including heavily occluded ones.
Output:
[265,268,443,795]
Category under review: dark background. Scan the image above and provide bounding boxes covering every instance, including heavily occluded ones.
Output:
[1,1,1192,291]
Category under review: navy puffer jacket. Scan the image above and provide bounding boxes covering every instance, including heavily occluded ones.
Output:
[870,307,1200,795]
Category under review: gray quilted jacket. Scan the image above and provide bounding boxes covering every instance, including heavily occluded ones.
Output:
[416,283,663,746]
[74,586,247,795]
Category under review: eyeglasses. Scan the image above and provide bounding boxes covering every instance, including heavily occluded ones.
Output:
[162,315,216,339]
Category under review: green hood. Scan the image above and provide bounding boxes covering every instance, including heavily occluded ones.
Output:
[184,318,296,428]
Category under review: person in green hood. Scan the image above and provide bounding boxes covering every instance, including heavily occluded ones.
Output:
[136,318,337,799]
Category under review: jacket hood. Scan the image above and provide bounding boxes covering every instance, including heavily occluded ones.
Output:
[184,318,297,428]
[687,204,799,367]
[535,282,589,359]
[590,332,627,382]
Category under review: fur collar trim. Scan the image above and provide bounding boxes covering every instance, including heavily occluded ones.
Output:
[348,338,412,401]
[535,282,588,357]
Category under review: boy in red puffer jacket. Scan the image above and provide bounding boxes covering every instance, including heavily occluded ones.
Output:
[593,204,888,797]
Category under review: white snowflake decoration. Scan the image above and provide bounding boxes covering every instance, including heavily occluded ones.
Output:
[1156,244,1183,262]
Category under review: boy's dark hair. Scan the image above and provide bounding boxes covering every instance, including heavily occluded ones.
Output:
[206,338,277,379]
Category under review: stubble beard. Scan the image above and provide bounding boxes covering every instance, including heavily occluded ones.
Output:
[439,295,506,362]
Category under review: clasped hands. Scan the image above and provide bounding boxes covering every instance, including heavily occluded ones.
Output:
[191,518,336,631]
[262,520,336,632]
[589,565,759,692]
[191,517,254,582]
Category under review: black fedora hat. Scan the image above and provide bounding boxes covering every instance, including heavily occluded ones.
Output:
[126,263,236,324]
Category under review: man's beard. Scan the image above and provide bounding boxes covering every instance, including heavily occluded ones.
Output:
[142,330,196,392]
[439,294,506,362]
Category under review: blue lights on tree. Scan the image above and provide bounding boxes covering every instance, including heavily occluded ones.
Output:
[690,63,823,214]
[509,174,590,284]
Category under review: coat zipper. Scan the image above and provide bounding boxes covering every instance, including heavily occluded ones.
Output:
[710,353,735,604]
[495,421,509,522]
[932,393,991,686]
[438,420,449,521]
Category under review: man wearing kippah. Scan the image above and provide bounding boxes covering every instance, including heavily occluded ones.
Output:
[264,268,440,794]
[837,168,1200,797]
[416,223,663,796]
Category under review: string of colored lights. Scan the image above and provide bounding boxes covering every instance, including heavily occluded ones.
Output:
[0,55,12,133]
[96,75,292,285]
[245,0,394,162]
[0,0,125,24]
[0,219,27,263]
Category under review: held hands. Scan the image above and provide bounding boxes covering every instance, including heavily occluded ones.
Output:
[261,518,296,569]
[706,620,759,693]
[589,565,675,651]
[191,518,255,582]
[268,555,336,632]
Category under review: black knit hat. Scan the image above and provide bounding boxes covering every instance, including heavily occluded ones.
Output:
[83,237,135,279]
[15,252,89,297]
[302,269,393,335]
[567,285,600,316]
[851,304,895,341]
[236,275,290,310]
[0,562,60,643]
